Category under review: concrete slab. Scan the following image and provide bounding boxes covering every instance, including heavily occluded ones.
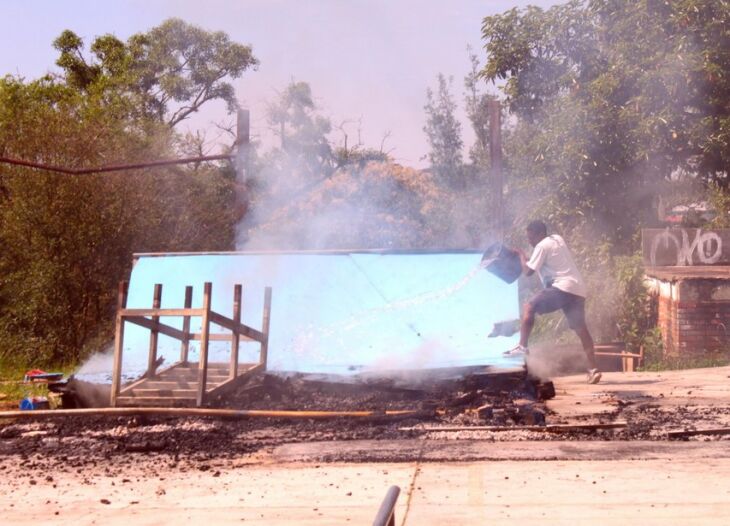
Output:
[270,439,730,463]
[406,459,730,525]
[4,456,730,525]
[547,366,730,421]
[1,461,415,525]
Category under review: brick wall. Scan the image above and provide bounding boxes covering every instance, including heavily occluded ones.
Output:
[652,278,730,354]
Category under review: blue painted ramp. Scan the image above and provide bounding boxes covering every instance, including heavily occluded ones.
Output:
[119,251,521,378]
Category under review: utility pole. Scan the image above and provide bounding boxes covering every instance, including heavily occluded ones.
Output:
[488,100,503,241]
[235,109,251,181]
[235,109,252,217]
[236,109,250,147]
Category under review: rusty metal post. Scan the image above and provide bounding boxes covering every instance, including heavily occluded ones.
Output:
[146,284,162,379]
[489,100,503,240]
[230,284,242,380]
[180,286,193,364]
[196,282,213,407]
[110,281,129,407]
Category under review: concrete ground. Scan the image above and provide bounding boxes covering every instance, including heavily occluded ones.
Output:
[546,365,730,422]
[3,366,730,525]
[4,448,730,525]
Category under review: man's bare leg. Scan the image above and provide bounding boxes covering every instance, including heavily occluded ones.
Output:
[519,303,536,348]
[574,325,597,370]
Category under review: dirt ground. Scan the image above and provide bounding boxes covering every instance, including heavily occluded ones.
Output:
[1,366,730,524]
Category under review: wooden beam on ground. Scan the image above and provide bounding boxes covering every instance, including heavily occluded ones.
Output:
[398,421,628,433]
[667,427,730,439]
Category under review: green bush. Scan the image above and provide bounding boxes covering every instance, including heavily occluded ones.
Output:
[613,253,660,354]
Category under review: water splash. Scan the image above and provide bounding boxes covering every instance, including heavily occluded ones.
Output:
[288,263,484,364]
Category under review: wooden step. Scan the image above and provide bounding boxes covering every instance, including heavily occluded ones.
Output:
[171,363,230,373]
[120,384,223,398]
[139,380,198,389]
[115,362,263,407]
[115,396,196,407]
[133,382,226,391]
[127,388,198,397]
[156,370,230,378]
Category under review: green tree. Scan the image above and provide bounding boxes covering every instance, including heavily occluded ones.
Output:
[423,74,463,182]
[482,0,730,233]
[53,18,258,126]
[265,81,334,180]
[480,0,730,346]
[0,19,254,365]
[463,49,496,170]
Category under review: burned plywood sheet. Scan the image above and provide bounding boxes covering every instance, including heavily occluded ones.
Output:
[643,228,730,267]
[106,250,520,380]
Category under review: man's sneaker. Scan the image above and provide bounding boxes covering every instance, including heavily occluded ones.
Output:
[587,368,602,384]
[503,344,529,357]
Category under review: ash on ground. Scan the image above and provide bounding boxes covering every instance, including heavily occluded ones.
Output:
[2,369,729,474]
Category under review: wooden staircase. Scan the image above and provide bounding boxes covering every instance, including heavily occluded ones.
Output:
[115,362,262,407]
[110,281,271,407]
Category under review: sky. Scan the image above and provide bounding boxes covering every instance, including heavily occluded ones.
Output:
[0,0,562,167]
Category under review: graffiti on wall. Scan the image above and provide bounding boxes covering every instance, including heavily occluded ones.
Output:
[643,228,729,267]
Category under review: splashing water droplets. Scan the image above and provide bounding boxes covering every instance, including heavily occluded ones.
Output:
[289,264,484,366]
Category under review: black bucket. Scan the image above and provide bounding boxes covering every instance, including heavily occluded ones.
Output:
[481,243,522,284]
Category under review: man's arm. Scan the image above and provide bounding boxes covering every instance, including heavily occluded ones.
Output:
[518,249,535,277]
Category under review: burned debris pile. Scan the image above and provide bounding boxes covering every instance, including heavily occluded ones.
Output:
[215,368,555,427]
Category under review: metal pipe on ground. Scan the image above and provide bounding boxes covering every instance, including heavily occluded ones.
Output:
[372,486,401,526]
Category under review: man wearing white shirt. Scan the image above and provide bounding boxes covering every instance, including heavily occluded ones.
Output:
[505,220,601,384]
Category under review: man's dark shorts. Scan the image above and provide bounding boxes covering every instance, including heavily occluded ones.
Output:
[528,287,587,330]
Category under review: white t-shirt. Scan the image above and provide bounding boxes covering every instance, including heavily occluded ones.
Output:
[526,234,587,298]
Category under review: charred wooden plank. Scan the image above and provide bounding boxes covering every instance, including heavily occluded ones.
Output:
[399,421,627,433]
[667,427,730,439]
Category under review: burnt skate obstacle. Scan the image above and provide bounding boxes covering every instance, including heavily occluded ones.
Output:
[110,281,271,407]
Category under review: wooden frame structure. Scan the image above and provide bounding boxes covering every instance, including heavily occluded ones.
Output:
[110,281,272,407]
[594,344,644,372]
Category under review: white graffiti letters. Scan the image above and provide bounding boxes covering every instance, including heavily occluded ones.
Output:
[650,229,723,266]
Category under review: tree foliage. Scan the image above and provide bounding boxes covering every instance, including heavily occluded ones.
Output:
[423,74,464,182]
[53,18,258,126]
[238,77,497,251]
[464,49,496,169]
[482,0,730,346]
[482,0,730,236]
[266,81,334,181]
[0,19,253,365]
